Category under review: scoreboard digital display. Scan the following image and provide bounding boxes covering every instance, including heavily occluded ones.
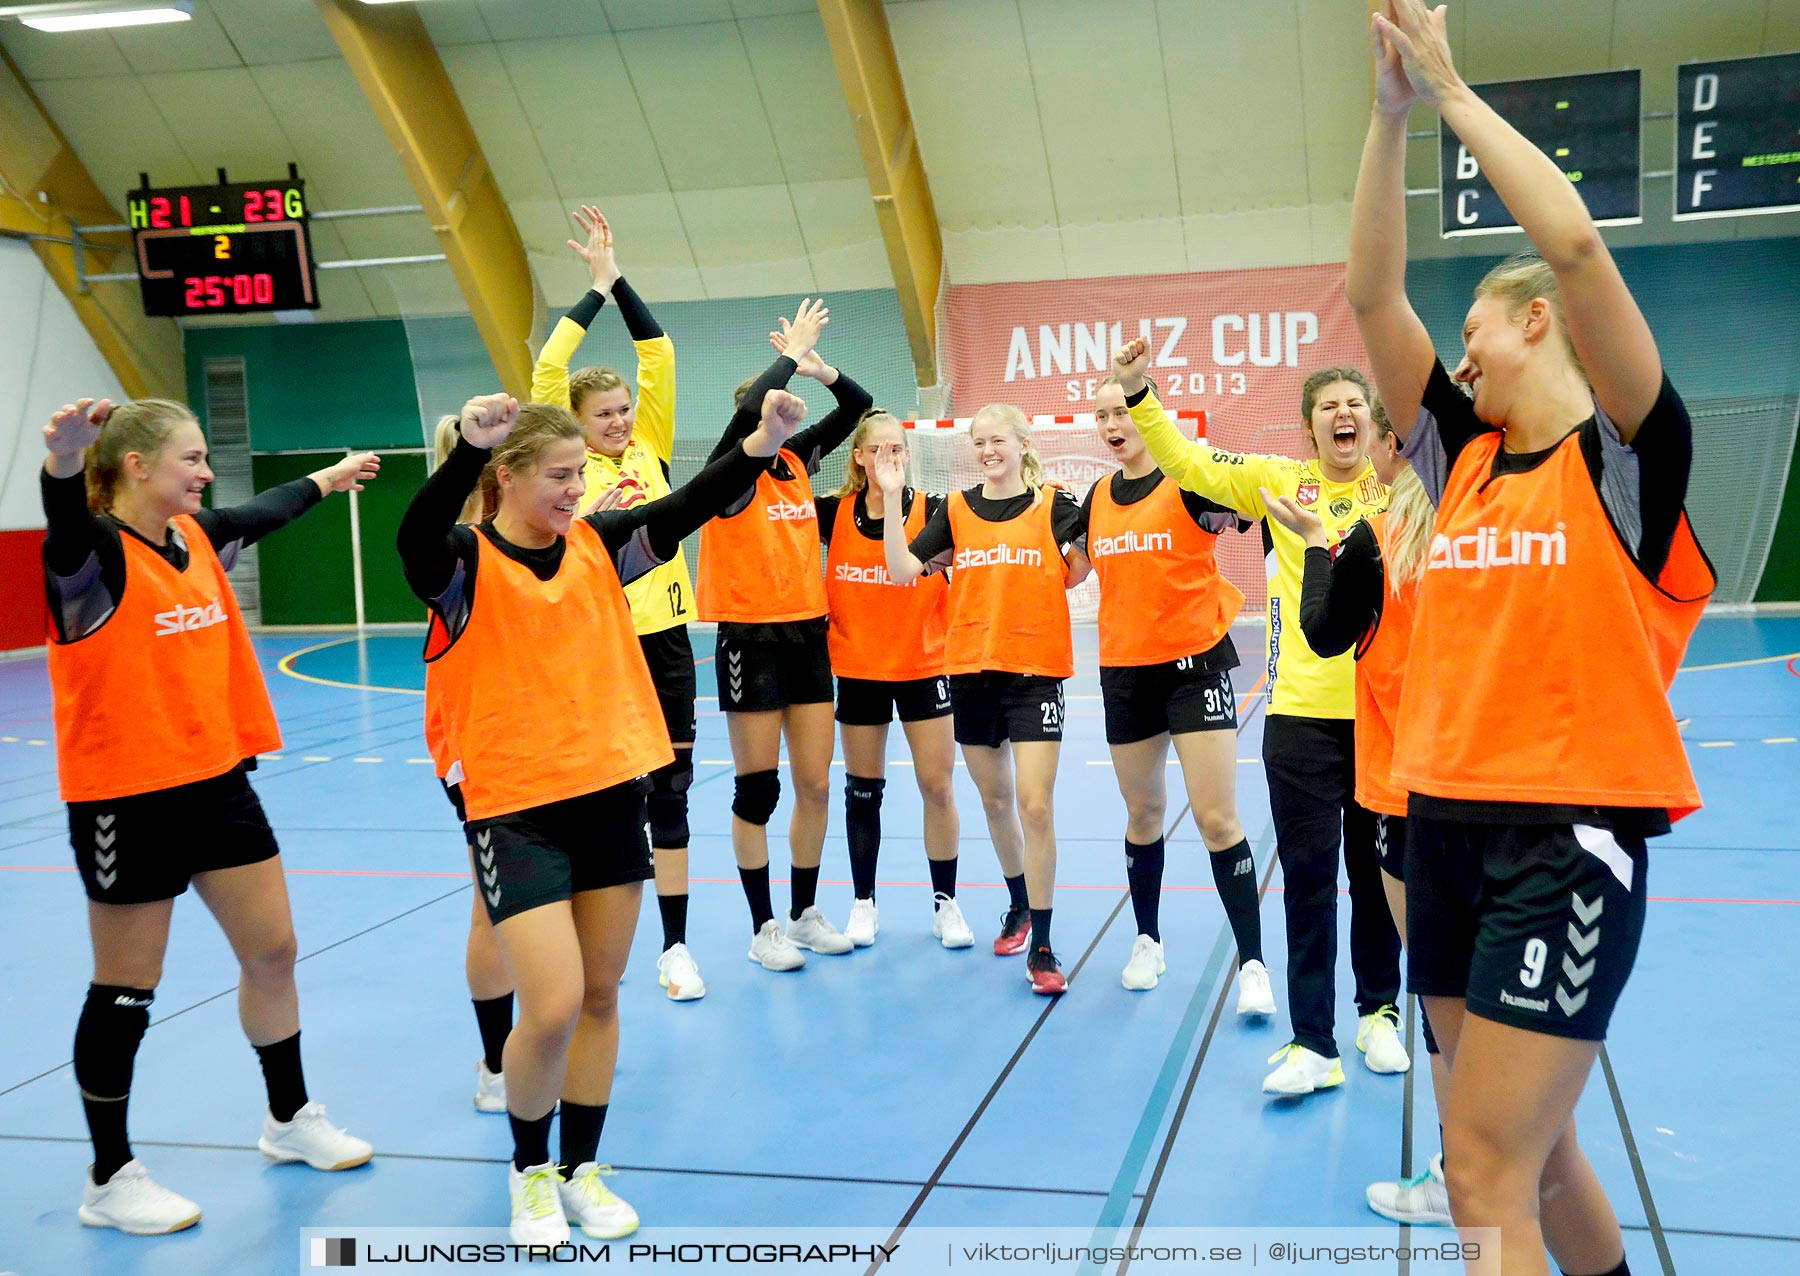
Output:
[1440,70,1642,237]
[126,178,320,317]
[1675,51,1800,221]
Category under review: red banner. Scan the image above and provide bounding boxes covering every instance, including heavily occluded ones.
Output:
[943,261,1368,457]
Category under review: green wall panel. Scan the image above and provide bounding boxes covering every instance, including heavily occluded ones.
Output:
[248,453,427,625]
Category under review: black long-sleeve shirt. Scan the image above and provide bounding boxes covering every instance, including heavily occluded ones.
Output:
[398,435,767,645]
[1296,523,1385,660]
[42,468,322,644]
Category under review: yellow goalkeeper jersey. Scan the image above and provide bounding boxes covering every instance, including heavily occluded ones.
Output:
[530,318,696,636]
[1131,388,1386,719]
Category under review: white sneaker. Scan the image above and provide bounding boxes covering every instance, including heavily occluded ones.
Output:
[1357,1006,1412,1075]
[1366,1153,1452,1226]
[845,897,879,947]
[656,943,706,1001]
[257,1101,374,1171]
[78,1160,201,1234]
[748,918,806,971]
[1236,959,1277,1016]
[1121,934,1165,991]
[786,905,854,955]
[474,1061,507,1113]
[509,1161,570,1247]
[930,893,975,949]
[1262,1043,1346,1096]
[559,1161,640,1238]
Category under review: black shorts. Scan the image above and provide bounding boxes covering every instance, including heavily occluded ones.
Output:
[1407,819,1649,1041]
[835,675,953,726]
[716,627,833,713]
[69,765,280,905]
[1099,637,1239,746]
[639,625,697,745]
[442,778,467,823]
[950,673,1065,747]
[465,778,655,926]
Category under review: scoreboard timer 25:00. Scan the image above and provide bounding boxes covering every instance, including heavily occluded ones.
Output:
[126,178,321,318]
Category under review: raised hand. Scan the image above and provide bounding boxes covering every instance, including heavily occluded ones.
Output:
[460,394,520,450]
[43,398,112,459]
[567,205,621,294]
[1260,485,1328,548]
[769,324,829,381]
[1372,1,1459,108]
[315,451,381,494]
[869,443,907,496]
[1113,337,1151,395]
[1370,1,1417,116]
[773,298,830,370]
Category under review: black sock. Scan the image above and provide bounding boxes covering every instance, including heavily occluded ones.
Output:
[1421,1003,1440,1056]
[845,775,884,899]
[928,855,959,900]
[739,863,773,932]
[1438,1126,1446,1175]
[789,864,820,920]
[1125,837,1165,942]
[472,994,513,1076]
[558,1101,608,1179]
[1562,1260,1629,1276]
[510,1108,556,1172]
[656,892,689,950]
[1004,873,1028,910]
[254,1032,309,1124]
[1029,907,1053,954]
[74,983,153,1185]
[1209,838,1263,965]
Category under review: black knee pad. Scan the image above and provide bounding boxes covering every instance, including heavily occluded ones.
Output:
[649,755,694,848]
[74,983,154,1098]
[732,769,781,826]
[845,774,886,809]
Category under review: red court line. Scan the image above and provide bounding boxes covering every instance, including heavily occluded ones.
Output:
[1,863,1794,905]
[1788,656,1799,678]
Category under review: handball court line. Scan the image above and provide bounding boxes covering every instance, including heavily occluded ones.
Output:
[862,675,1270,1276]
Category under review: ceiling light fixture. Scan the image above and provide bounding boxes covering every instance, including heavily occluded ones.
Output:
[0,0,192,32]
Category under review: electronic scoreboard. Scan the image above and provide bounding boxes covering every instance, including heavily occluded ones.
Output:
[1675,51,1800,220]
[1440,70,1642,237]
[126,175,320,317]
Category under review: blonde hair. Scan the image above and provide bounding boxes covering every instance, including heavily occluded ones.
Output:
[1373,402,1435,592]
[433,413,491,524]
[836,409,905,498]
[569,366,628,416]
[84,398,196,513]
[970,403,1044,490]
[1474,250,1585,377]
[481,402,584,514]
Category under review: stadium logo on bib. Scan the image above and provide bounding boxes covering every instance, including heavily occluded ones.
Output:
[833,563,914,586]
[153,597,228,636]
[954,544,1043,570]
[1090,530,1174,559]
[1428,525,1567,571]
[766,498,816,522]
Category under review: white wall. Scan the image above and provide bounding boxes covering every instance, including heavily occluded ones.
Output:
[0,236,127,533]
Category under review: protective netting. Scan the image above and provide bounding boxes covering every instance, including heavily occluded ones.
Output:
[896,413,1211,622]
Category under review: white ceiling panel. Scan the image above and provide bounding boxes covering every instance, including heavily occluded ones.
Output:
[942,224,1068,283]
[602,0,736,30]
[1458,0,1614,84]
[134,68,295,187]
[496,35,670,198]
[1613,0,1768,102]
[728,0,819,17]
[737,13,865,184]
[417,1,495,48]
[437,45,560,203]
[788,177,890,290]
[32,76,201,201]
[551,190,697,273]
[0,23,132,81]
[330,215,442,264]
[675,183,809,272]
[245,61,418,212]
[1158,0,1310,214]
[887,0,1058,228]
[1181,206,1314,273]
[211,0,340,66]
[1022,0,1181,226]
[614,23,783,191]
[1295,0,1376,206]
[1058,218,1189,282]
[1307,199,1353,267]
[110,2,244,75]
[1766,4,1800,50]
[472,0,613,42]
